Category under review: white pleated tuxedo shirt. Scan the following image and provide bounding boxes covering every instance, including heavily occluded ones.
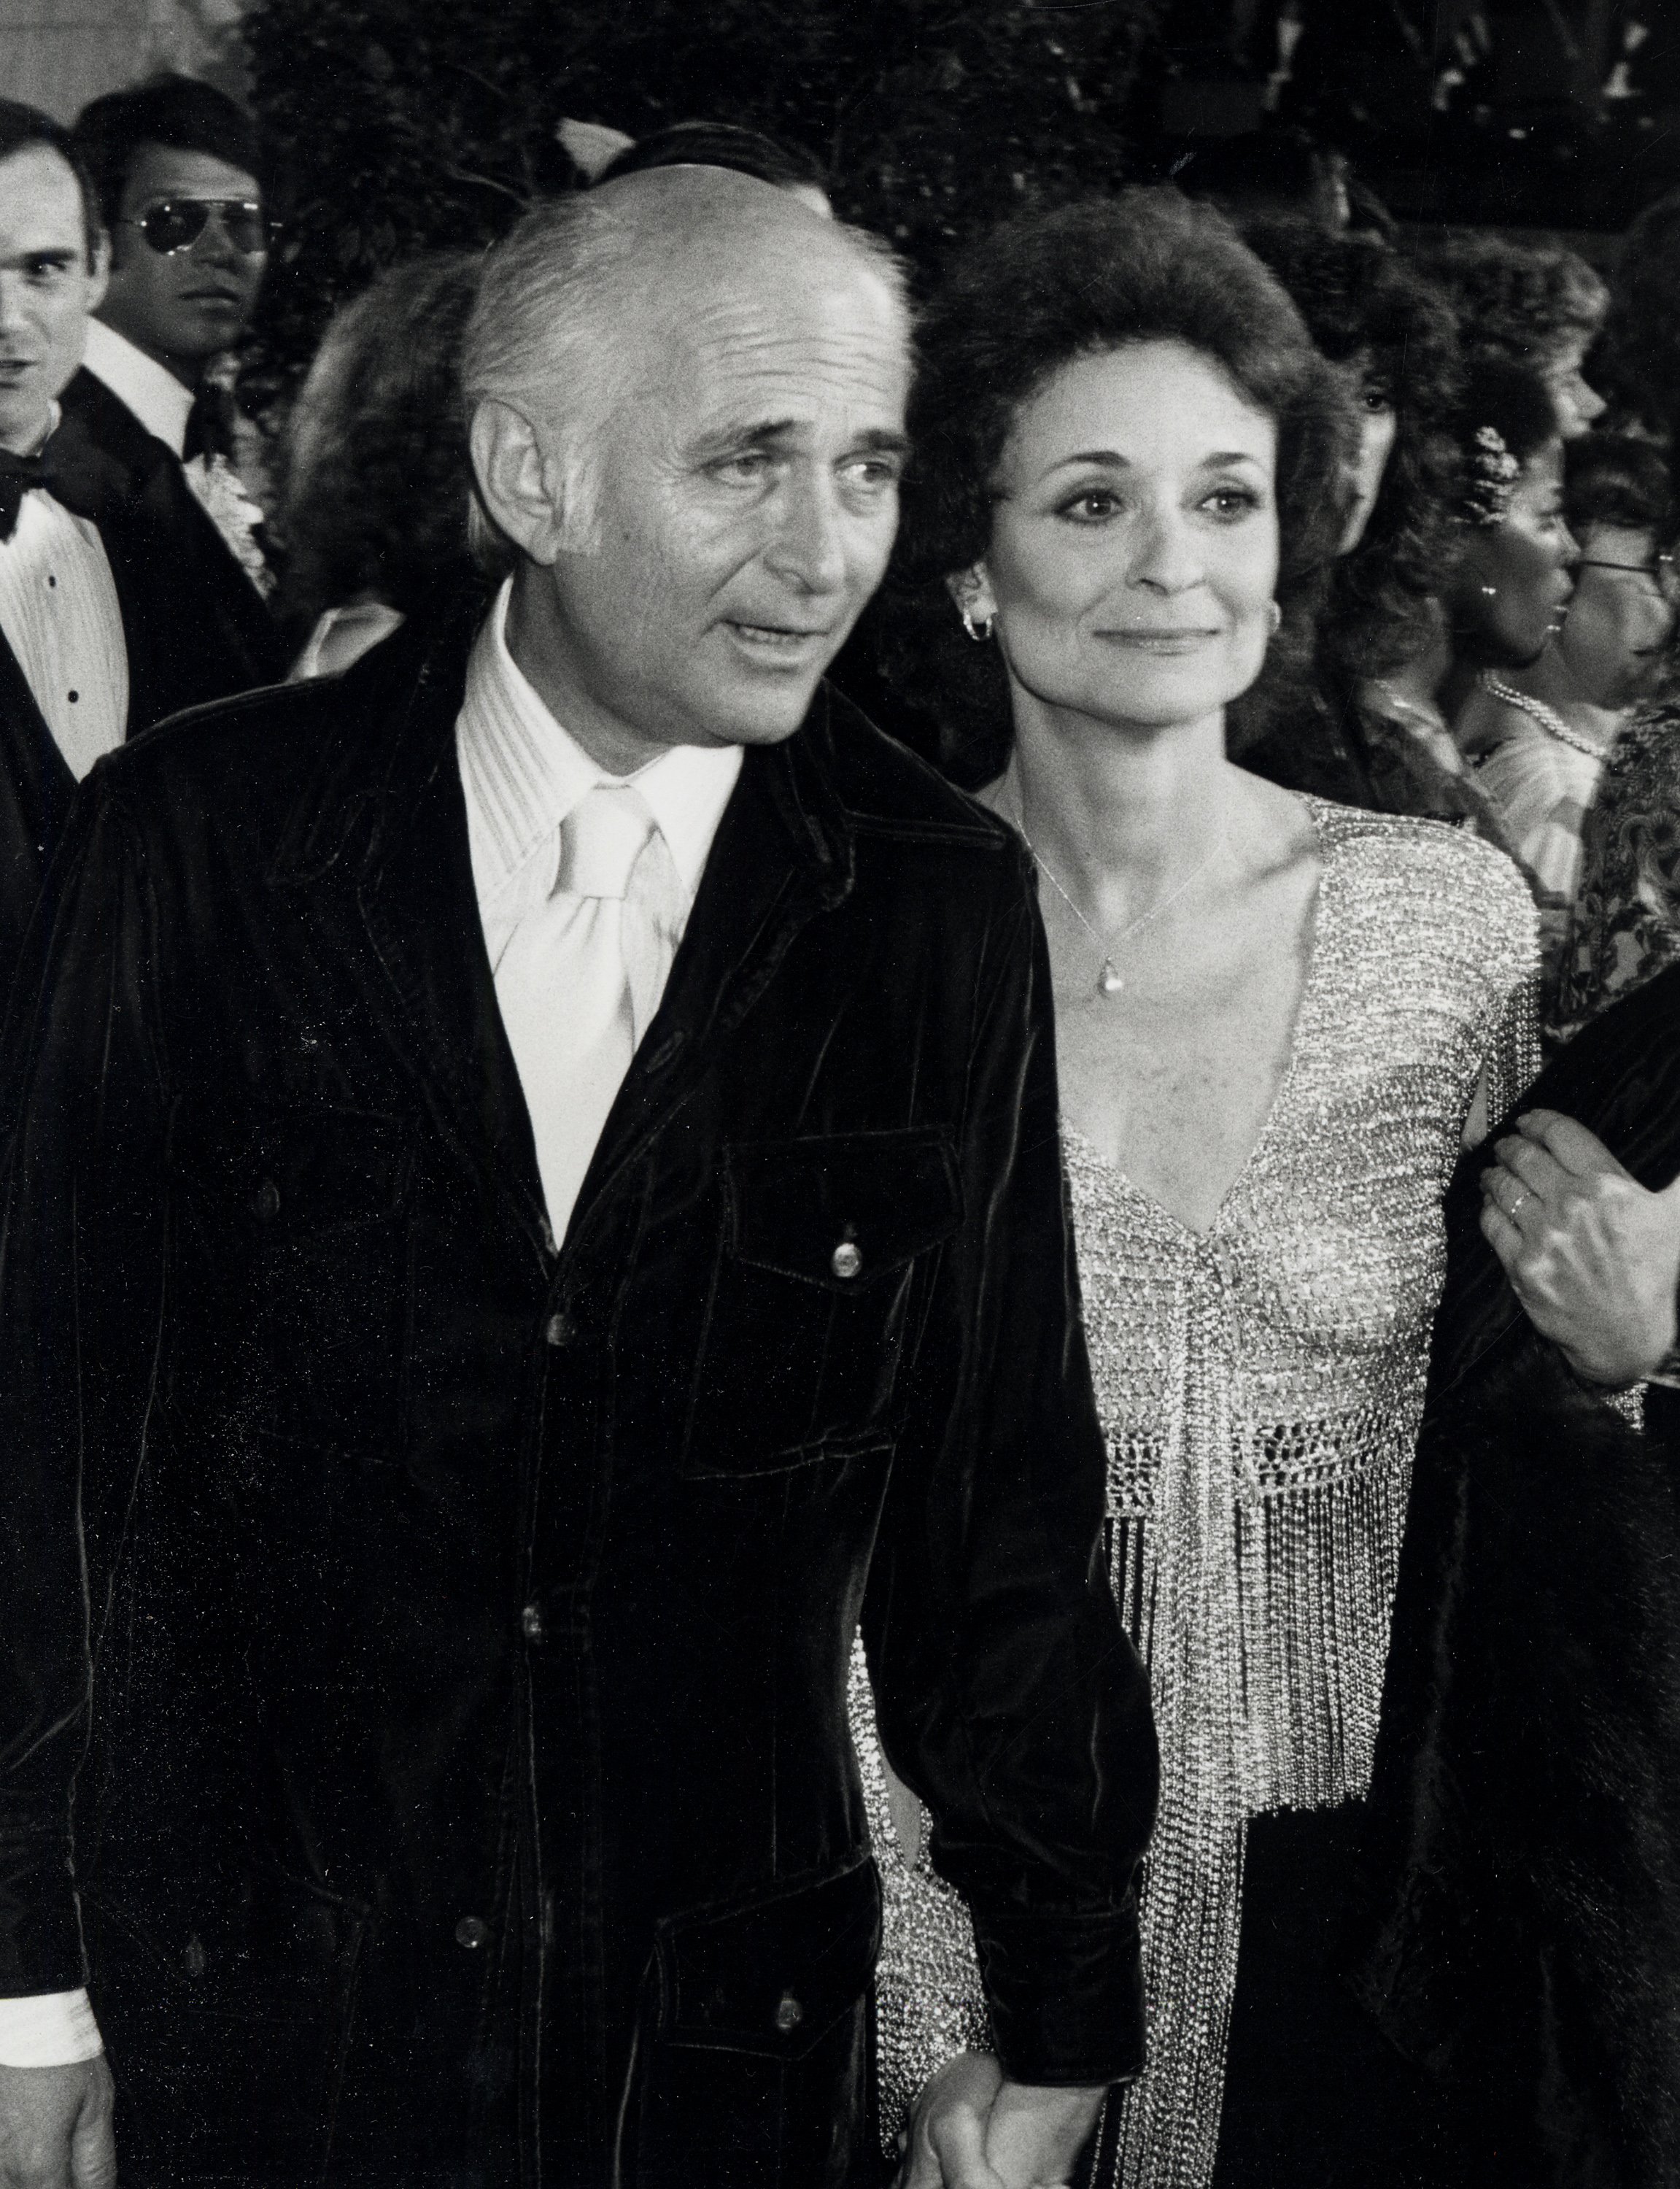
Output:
[0,398,127,782]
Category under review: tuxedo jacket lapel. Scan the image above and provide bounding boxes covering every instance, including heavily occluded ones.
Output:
[0,631,77,1008]
[53,370,288,726]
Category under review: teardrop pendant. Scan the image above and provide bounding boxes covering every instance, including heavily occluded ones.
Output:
[1098,959,1125,997]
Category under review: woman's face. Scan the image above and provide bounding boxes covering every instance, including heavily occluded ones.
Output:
[1331,349,1398,554]
[961,340,1280,735]
[1449,439,1577,665]
[1557,521,1677,708]
[1543,328,1607,441]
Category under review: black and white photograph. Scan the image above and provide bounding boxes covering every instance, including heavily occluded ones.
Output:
[0,3,1678,2185]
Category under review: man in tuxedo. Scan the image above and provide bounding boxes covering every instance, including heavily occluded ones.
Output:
[0,99,286,1019]
[0,103,132,1018]
[0,170,1156,2187]
[61,74,286,709]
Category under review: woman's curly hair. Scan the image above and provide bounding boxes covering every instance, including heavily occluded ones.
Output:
[1413,229,1607,376]
[1564,431,1675,541]
[874,188,1353,786]
[276,251,487,638]
[1242,218,1463,682]
[1600,189,1680,444]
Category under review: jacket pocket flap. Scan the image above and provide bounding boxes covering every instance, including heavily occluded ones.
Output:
[724,1130,962,1291]
[659,1859,883,2058]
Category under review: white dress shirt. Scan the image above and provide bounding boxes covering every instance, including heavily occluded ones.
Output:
[457,579,742,1238]
[82,320,193,456]
[0,474,127,781]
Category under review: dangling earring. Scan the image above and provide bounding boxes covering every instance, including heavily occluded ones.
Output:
[1268,601,1282,635]
[961,607,995,644]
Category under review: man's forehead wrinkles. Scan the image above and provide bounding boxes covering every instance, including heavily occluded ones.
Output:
[674,324,907,387]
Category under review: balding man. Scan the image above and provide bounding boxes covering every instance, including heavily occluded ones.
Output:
[0,175,1154,2187]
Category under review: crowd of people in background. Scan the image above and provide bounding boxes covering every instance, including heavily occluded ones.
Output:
[0,64,1678,2189]
[247,101,1680,1069]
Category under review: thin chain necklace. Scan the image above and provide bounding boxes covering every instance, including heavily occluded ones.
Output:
[1018,810,1229,998]
[1479,671,1611,760]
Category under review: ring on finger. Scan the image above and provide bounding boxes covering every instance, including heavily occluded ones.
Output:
[1507,1182,1531,1219]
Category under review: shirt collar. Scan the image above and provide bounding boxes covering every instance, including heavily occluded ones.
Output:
[82,320,194,457]
[457,578,743,905]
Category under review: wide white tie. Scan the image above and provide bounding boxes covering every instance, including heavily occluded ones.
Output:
[494,781,687,1238]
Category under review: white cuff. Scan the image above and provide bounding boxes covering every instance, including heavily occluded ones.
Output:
[0,1988,103,2066]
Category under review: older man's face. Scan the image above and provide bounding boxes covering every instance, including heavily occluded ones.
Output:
[536,250,910,756]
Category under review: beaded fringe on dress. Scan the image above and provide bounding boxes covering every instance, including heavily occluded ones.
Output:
[1104,1273,1417,2189]
[848,1639,993,2145]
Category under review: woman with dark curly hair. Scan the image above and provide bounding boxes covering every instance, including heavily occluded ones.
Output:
[864,190,1544,2189]
[1415,228,1609,441]
[1600,187,1680,446]
[277,250,490,678]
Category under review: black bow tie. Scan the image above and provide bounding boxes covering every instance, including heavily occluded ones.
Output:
[0,449,46,541]
[0,431,107,538]
[184,382,238,464]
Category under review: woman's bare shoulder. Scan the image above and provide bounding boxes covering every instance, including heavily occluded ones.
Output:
[1224,764,1323,884]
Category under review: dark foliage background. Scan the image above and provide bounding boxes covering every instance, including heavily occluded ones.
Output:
[241,0,1164,412]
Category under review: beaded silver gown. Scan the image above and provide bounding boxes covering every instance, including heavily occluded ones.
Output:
[851,799,1538,2189]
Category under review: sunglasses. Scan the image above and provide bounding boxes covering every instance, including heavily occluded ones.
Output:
[117,198,272,258]
[1576,553,1680,604]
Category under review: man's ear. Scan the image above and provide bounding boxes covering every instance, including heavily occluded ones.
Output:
[469,398,568,567]
[85,229,109,314]
[945,563,998,625]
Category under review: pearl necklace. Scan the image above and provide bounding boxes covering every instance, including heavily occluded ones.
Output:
[1019,816,1229,997]
[1479,671,1612,760]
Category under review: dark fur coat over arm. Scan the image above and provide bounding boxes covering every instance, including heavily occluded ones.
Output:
[1353,961,1680,2189]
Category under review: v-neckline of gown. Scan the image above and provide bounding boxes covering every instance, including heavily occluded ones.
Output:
[1060,797,1338,1245]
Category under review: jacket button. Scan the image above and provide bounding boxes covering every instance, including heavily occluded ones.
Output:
[521,1601,545,1643]
[774,1990,803,2034]
[454,1916,489,1950]
[253,1178,281,1221]
[830,1240,862,1281]
[544,1310,576,1348]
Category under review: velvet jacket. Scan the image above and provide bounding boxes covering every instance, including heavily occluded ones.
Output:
[1355,960,1680,2189]
[0,611,1156,2188]
[0,373,289,1019]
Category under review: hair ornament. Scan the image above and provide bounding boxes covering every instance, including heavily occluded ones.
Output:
[1463,425,1520,527]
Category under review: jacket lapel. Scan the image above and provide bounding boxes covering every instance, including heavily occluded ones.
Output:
[0,630,78,1019]
[273,619,549,1252]
[565,695,854,1248]
[0,628,74,835]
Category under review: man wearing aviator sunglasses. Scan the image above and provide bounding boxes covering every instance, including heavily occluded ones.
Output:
[74,76,268,416]
[44,75,287,696]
